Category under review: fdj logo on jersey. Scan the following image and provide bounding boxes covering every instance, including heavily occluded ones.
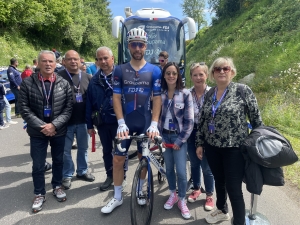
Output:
[128,88,144,93]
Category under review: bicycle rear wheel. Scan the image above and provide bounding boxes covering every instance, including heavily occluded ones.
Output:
[130,159,154,225]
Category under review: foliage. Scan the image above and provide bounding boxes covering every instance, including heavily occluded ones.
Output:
[0,0,117,61]
[180,0,206,31]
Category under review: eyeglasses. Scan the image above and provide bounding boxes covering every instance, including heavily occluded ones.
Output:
[214,66,231,73]
[165,71,178,76]
[129,42,146,49]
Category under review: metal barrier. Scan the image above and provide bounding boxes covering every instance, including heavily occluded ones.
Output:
[245,194,270,225]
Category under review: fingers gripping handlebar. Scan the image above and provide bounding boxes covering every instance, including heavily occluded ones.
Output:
[114,134,164,152]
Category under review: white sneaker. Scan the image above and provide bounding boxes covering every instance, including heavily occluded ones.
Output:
[205,209,230,224]
[101,197,123,214]
[136,191,146,205]
[8,120,18,125]
[0,124,9,130]
[32,194,46,213]
[53,186,67,202]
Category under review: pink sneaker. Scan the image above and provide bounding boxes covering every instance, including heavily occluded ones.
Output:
[178,200,191,219]
[205,195,214,211]
[188,189,201,203]
[164,192,178,210]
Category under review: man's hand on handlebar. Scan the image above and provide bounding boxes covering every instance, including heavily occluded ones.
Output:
[117,119,129,139]
[146,121,159,140]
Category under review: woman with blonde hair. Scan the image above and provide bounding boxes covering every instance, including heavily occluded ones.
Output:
[196,57,263,225]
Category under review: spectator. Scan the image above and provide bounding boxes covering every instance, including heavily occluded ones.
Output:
[52,49,65,73]
[158,62,194,219]
[158,51,169,70]
[80,57,92,75]
[32,59,38,73]
[59,50,95,190]
[21,65,33,80]
[7,58,22,118]
[0,83,8,130]
[86,46,127,191]
[19,50,73,213]
[195,57,263,224]
[187,62,215,210]
[3,95,18,125]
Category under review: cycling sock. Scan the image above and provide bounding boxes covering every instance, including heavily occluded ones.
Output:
[114,186,122,201]
[137,179,145,192]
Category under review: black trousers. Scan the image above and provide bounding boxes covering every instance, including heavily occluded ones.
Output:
[205,143,246,225]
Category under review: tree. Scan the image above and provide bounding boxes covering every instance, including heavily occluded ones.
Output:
[181,0,206,31]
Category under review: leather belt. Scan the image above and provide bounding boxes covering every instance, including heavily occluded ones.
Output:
[163,128,177,134]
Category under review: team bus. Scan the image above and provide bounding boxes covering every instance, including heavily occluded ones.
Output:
[112,7,196,85]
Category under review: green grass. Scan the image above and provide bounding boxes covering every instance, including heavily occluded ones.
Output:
[186,0,300,189]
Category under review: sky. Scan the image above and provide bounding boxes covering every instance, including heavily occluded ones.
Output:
[108,0,214,30]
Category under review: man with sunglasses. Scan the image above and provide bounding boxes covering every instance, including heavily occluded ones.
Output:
[158,51,169,70]
[101,27,162,214]
[86,46,127,191]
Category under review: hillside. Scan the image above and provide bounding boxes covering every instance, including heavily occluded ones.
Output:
[186,0,300,188]
[186,0,300,134]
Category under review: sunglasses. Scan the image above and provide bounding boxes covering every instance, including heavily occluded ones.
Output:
[214,66,231,73]
[129,42,146,49]
[159,59,165,62]
[192,62,205,66]
[165,71,178,76]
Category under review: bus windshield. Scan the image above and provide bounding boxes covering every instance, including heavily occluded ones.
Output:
[121,18,185,66]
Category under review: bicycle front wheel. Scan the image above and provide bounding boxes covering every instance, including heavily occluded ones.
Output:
[130,159,154,225]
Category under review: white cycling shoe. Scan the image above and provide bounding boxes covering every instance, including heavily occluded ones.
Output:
[137,191,146,205]
[101,197,123,214]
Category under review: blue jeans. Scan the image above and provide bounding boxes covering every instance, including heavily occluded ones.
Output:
[3,96,11,122]
[30,135,65,195]
[162,132,187,199]
[187,128,214,195]
[205,143,245,225]
[63,123,89,178]
[0,100,4,126]
[11,88,19,115]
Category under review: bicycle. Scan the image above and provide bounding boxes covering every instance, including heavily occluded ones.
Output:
[115,134,166,225]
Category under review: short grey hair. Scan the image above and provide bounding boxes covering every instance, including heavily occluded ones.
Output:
[208,57,237,82]
[38,50,56,62]
[96,46,113,57]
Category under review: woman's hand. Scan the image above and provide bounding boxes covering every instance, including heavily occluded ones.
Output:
[196,147,203,160]
[173,144,180,150]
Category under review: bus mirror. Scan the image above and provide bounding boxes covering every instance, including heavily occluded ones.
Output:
[112,16,125,38]
[181,17,196,40]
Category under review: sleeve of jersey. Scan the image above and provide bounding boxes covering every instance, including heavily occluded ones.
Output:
[152,66,162,97]
[113,65,122,94]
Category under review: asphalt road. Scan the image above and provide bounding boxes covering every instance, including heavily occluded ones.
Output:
[0,118,300,225]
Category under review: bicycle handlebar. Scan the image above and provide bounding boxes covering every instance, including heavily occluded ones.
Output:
[114,134,163,152]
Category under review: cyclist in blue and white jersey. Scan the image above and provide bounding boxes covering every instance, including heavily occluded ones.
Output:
[101,27,162,214]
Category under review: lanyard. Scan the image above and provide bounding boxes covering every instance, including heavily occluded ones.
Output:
[39,73,54,107]
[66,70,81,93]
[212,87,227,119]
[166,92,175,112]
[100,71,113,90]
[193,86,206,110]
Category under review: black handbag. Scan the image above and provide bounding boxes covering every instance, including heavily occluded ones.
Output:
[91,106,103,126]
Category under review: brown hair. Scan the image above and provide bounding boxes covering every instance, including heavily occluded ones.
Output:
[161,62,183,91]
[159,51,169,59]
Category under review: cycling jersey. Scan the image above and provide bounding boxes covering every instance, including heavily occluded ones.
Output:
[113,62,162,156]
[113,62,161,117]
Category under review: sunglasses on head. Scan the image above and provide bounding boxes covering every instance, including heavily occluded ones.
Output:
[214,66,231,73]
[129,42,145,49]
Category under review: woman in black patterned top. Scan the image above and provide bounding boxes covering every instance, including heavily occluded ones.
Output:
[195,57,263,225]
